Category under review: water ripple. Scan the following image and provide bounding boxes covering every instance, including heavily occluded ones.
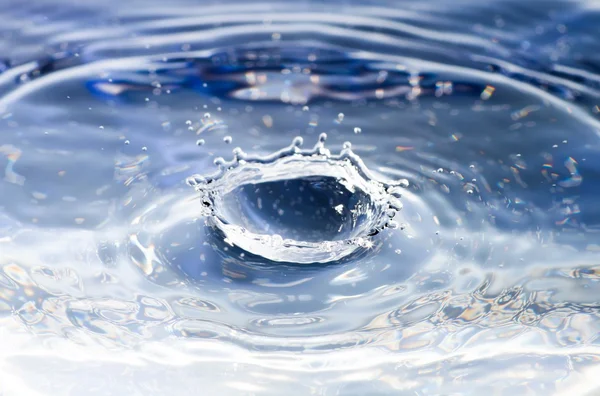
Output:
[1,0,600,394]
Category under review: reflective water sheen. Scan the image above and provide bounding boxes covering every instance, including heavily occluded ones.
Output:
[1,0,600,395]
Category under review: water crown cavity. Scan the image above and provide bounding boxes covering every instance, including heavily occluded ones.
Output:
[186,133,407,263]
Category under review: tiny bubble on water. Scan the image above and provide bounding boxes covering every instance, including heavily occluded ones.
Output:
[354,127,362,134]
[224,136,232,144]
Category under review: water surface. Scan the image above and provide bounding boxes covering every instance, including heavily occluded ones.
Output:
[1,1,600,395]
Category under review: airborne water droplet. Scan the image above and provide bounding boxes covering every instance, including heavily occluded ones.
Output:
[196,139,205,146]
[224,136,233,144]
[354,127,362,134]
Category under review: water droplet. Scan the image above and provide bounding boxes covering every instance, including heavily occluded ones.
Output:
[224,136,233,144]
[292,137,304,147]
[232,147,246,159]
[302,106,309,112]
[204,113,211,119]
[124,140,130,145]
[185,120,192,125]
[142,147,147,152]
[395,249,402,255]
[196,139,205,146]
[354,127,362,134]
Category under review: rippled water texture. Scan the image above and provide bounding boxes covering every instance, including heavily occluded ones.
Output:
[1,1,600,395]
